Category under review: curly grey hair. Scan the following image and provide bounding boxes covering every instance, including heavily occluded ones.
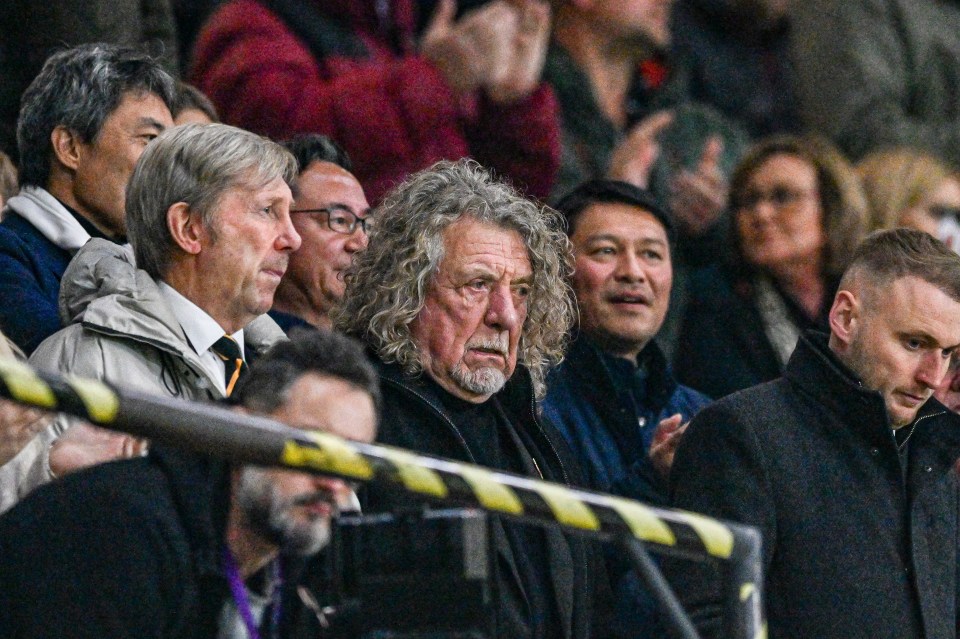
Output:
[332,160,574,398]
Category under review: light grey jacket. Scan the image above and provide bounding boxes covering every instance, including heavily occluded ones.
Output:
[4,239,286,506]
[791,0,960,163]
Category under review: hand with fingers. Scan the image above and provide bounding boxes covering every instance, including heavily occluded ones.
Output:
[0,401,51,466]
[649,413,689,480]
[421,0,526,99]
[607,111,675,189]
[485,0,552,104]
[669,135,729,236]
[49,423,148,477]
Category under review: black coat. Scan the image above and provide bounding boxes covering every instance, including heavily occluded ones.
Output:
[668,332,960,639]
[366,356,602,639]
[0,447,323,638]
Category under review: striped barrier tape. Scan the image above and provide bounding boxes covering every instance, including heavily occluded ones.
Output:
[0,357,765,639]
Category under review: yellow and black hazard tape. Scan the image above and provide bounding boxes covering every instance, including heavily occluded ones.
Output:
[281,430,736,560]
[0,357,745,561]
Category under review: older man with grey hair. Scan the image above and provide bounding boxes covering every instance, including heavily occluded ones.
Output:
[334,159,600,639]
[0,43,176,355]
[9,124,299,503]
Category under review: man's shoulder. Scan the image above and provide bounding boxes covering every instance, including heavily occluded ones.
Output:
[1,456,170,532]
[687,378,795,435]
[0,212,66,263]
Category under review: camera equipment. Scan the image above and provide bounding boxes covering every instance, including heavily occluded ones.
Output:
[332,508,495,639]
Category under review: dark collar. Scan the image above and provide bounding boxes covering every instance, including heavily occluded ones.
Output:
[54,196,124,244]
[372,348,538,423]
[785,332,951,447]
[566,334,678,413]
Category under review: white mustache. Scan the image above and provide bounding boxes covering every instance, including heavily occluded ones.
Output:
[467,336,509,357]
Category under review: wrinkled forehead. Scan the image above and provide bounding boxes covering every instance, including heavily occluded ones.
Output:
[436,218,533,276]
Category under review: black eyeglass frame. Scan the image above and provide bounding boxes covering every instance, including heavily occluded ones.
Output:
[290,207,373,235]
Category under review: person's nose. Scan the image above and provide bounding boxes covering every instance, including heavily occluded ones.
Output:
[277,208,302,252]
[917,352,950,390]
[485,284,521,332]
[614,252,647,283]
[344,226,367,253]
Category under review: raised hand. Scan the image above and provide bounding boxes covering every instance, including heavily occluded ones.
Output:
[669,135,729,236]
[607,110,675,188]
[649,413,688,480]
[486,0,552,104]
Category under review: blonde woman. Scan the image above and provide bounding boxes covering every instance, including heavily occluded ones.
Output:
[857,147,960,248]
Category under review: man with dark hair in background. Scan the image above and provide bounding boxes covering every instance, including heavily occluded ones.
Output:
[271,134,371,332]
[0,329,379,638]
[543,179,710,638]
[0,44,175,354]
[669,228,960,638]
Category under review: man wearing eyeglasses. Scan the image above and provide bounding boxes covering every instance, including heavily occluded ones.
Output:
[272,135,372,332]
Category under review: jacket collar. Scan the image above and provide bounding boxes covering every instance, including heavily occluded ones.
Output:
[785,331,950,447]
[565,333,678,413]
[373,350,538,426]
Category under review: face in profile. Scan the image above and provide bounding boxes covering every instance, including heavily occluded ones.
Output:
[69,91,173,237]
[832,276,960,428]
[410,217,533,403]
[570,201,672,360]
[735,153,826,275]
[195,176,301,332]
[235,373,377,556]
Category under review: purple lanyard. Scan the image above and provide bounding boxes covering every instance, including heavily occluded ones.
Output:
[222,547,283,639]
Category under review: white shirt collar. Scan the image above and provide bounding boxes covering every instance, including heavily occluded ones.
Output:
[158,281,245,357]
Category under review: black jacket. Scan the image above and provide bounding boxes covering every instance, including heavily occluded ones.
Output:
[366,356,601,639]
[668,332,960,639]
[0,447,322,638]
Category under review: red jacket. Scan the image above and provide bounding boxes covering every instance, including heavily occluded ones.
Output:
[190,0,560,201]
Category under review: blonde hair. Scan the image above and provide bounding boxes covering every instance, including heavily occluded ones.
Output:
[856,148,954,233]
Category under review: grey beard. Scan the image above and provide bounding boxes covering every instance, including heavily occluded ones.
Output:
[236,468,332,557]
[449,365,507,396]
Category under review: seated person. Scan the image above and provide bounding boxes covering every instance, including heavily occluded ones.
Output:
[676,135,868,398]
[0,44,174,353]
[20,124,296,499]
[0,329,379,638]
[271,135,371,332]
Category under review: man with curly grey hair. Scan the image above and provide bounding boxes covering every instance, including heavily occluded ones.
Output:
[334,159,600,639]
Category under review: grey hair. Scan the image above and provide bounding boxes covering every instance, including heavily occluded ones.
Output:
[332,159,575,399]
[17,43,176,187]
[126,123,298,279]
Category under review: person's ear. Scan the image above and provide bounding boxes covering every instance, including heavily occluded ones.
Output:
[829,289,860,349]
[50,125,84,172]
[167,202,206,255]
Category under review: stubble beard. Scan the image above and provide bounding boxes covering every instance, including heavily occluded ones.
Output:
[236,468,333,557]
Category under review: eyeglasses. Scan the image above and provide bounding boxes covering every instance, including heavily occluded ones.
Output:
[929,205,960,221]
[290,207,373,235]
[734,186,817,213]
